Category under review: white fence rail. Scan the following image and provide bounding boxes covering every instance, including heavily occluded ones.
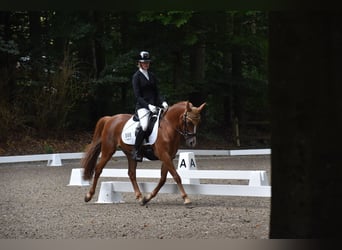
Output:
[0,148,270,166]
[68,168,269,187]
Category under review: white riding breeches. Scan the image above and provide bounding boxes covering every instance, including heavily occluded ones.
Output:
[137,108,150,131]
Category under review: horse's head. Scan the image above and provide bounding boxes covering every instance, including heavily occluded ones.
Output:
[178,101,206,147]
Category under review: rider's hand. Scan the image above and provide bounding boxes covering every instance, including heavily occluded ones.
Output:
[148,104,157,113]
[162,101,169,111]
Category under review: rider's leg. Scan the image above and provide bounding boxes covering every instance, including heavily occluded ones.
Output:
[132,127,145,162]
[132,108,149,162]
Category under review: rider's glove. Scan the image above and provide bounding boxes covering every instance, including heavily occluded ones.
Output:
[162,101,169,111]
[148,104,157,113]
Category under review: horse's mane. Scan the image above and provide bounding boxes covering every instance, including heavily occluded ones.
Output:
[168,101,193,111]
[164,101,189,119]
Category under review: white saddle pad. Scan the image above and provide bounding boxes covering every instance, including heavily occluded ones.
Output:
[121,114,160,145]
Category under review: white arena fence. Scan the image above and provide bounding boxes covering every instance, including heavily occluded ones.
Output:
[0,149,271,200]
[0,148,270,166]
[67,151,271,202]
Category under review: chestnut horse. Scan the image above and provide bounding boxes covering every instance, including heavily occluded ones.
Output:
[81,101,206,205]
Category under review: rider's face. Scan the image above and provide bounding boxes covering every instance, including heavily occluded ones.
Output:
[140,61,150,70]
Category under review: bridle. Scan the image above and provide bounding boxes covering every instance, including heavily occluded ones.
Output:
[175,111,201,140]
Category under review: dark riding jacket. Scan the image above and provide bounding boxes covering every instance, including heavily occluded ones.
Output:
[132,70,165,110]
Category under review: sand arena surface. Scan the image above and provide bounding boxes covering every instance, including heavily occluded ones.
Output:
[0,155,270,239]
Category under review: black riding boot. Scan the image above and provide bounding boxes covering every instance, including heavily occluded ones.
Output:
[132,127,146,162]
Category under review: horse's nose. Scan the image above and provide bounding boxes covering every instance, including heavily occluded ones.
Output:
[187,137,196,148]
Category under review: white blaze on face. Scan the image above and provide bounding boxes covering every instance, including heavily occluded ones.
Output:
[186,125,197,147]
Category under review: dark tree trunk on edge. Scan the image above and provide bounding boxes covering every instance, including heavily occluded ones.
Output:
[269,12,342,238]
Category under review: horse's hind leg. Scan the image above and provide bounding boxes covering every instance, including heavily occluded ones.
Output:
[85,152,113,202]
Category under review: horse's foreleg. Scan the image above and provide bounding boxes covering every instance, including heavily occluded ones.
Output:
[127,158,143,202]
[141,164,169,205]
[84,154,112,202]
[167,165,192,205]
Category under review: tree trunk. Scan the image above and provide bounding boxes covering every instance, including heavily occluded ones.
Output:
[90,11,106,79]
[222,12,234,143]
[190,41,206,84]
[231,12,243,127]
[189,41,206,106]
[231,12,242,80]
[28,11,42,81]
[172,50,183,89]
[269,12,342,238]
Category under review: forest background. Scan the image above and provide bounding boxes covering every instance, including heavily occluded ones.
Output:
[0,11,269,155]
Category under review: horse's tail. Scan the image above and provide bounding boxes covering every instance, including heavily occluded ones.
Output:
[82,116,110,180]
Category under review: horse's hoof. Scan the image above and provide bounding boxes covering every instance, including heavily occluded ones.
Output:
[184,197,192,205]
[84,194,91,202]
[139,196,148,206]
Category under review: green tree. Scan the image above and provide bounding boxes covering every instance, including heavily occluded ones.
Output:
[0,11,269,147]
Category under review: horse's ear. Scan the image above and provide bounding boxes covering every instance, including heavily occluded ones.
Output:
[198,102,206,112]
[186,100,192,112]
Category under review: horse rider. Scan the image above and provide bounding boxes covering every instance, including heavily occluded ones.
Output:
[131,51,169,162]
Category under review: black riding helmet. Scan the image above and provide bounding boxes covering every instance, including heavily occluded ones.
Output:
[137,51,151,62]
